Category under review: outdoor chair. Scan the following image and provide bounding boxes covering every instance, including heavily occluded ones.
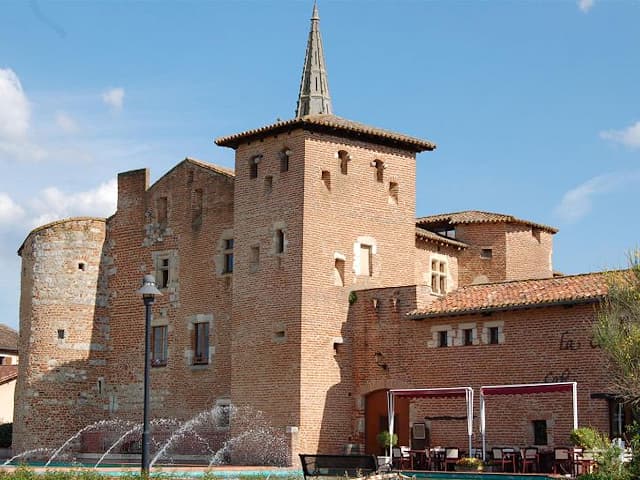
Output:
[444,447,460,471]
[492,447,517,472]
[552,447,573,475]
[392,446,411,469]
[521,447,539,473]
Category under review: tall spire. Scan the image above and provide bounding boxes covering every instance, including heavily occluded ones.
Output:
[296,1,333,117]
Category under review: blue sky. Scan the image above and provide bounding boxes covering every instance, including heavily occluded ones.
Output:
[0,0,639,331]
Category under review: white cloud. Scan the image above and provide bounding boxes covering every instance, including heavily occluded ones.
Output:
[0,68,31,140]
[0,193,25,225]
[101,87,125,110]
[578,0,594,13]
[29,178,118,227]
[600,121,640,149]
[554,171,640,222]
[55,111,79,133]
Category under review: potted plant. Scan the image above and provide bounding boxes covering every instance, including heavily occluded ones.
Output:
[376,430,398,466]
[456,457,484,472]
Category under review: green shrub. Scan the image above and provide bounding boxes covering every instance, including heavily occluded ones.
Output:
[570,426,607,449]
[0,423,12,448]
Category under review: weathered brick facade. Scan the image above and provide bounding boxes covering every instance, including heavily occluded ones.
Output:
[12,4,621,465]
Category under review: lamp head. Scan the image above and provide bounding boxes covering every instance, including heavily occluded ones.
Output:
[137,274,162,299]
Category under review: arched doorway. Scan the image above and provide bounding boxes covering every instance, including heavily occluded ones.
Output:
[364,389,409,455]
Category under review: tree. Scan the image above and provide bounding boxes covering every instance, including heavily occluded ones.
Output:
[593,250,640,406]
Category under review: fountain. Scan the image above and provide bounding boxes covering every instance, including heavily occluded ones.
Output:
[2,403,291,471]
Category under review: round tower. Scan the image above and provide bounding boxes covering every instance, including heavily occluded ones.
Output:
[14,217,109,454]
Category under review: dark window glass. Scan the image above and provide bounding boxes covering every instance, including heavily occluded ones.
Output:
[276,229,285,254]
[533,420,548,445]
[464,329,473,346]
[152,325,168,366]
[158,258,170,288]
[194,322,209,365]
[223,238,234,274]
[489,326,500,344]
[57,329,65,340]
[438,330,448,348]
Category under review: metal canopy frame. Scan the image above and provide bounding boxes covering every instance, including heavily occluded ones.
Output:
[479,381,578,460]
[387,387,474,457]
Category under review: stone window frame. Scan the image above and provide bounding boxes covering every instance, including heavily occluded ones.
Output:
[429,254,448,295]
[193,321,210,365]
[186,314,214,368]
[427,324,453,348]
[480,247,493,260]
[481,320,505,345]
[152,250,178,290]
[215,398,231,430]
[151,324,168,367]
[216,230,234,276]
[353,236,377,277]
[455,322,479,346]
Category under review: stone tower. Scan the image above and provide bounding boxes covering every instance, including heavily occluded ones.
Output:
[216,3,435,456]
[14,218,109,452]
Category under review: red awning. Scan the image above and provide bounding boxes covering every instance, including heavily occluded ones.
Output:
[481,382,574,396]
[390,387,470,399]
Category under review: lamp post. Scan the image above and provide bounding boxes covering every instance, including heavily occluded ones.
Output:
[137,274,161,475]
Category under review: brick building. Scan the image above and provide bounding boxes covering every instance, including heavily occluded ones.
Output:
[13,3,623,464]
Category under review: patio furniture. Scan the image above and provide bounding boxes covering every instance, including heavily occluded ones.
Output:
[521,447,539,473]
[430,446,445,471]
[492,447,517,472]
[444,447,460,471]
[574,449,596,476]
[552,447,573,475]
[409,449,429,470]
[392,446,411,469]
[299,454,378,480]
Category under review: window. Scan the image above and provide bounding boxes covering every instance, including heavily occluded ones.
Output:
[321,170,331,190]
[431,259,447,294]
[481,248,493,259]
[78,262,86,271]
[338,150,350,175]
[216,402,231,429]
[532,420,548,445]
[264,176,273,194]
[359,244,373,276]
[193,322,209,365]
[373,159,384,182]
[223,239,234,274]
[275,229,285,254]
[489,326,500,345]
[250,245,260,272]
[57,329,65,340]
[334,258,345,286]
[249,155,261,179]
[192,188,203,226]
[434,227,456,239]
[388,182,398,205]
[438,330,448,348]
[152,325,168,367]
[280,149,290,172]
[157,257,170,288]
[157,196,168,224]
[463,328,473,346]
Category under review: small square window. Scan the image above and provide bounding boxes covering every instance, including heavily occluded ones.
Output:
[438,330,448,348]
[78,262,86,271]
[481,248,493,259]
[57,329,65,340]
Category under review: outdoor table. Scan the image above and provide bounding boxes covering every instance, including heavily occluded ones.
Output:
[409,449,427,470]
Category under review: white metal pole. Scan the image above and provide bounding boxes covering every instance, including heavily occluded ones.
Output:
[572,382,578,430]
[480,390,486,461]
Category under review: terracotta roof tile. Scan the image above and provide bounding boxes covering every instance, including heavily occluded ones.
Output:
[415,227,468,249]
[0,324,18,352]
[215,114,436,152]
[416,210,558,234]
[0,365,18,385]
[409,271,611,318]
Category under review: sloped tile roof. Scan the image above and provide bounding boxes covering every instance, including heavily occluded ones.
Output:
[409,272,610,318]
[415,227,468,249]
[215,114,436,152]
[416,210,558,234]
[0,324,18,352]
[0,365,18,385]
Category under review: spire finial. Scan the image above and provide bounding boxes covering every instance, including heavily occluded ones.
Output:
[295,1,332,117]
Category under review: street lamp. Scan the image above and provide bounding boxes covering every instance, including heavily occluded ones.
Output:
[137,274,161,475]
